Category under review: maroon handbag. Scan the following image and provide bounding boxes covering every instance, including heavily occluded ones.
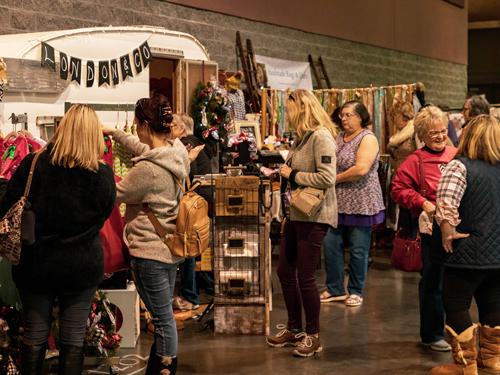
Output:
[391,154,425,272]
[391,231,422,272]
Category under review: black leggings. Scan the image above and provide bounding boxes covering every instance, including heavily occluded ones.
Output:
[20,287,96,348]
[443,267,500,334]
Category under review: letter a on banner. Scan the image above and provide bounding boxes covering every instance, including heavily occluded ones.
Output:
[60,52,69,80]
[133,49,142,74]
[86,61,95,87]
[139,41,151,68]
[99,61,110,86]
[70,57,82,84]
[110,59,119,85]
[41,42,56,71]
[120,54,133,81]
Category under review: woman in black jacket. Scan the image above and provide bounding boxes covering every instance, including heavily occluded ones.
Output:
[431,115,500,375]
[0,104,116,374]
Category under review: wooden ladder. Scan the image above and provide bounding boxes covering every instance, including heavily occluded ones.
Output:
[308,55,331,89]
[236,31,261,113]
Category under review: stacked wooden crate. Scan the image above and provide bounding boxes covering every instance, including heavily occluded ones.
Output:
[213,176,268,335]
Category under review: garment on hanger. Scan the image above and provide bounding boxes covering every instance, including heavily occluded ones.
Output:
[0,133,43,180]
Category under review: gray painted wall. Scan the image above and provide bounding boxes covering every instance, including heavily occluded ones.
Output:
[0,0,467,107]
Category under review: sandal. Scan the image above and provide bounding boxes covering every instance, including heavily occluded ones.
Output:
[320,290,348,303]
[345,294,363,307]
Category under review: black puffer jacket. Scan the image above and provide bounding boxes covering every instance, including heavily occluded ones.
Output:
[0,146,116,292]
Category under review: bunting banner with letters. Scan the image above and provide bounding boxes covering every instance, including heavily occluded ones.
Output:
[40,39,151,87]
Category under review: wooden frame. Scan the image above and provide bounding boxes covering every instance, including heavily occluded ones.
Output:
[234,120,262,148]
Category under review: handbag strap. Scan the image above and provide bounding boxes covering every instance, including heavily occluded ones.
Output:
[142,203,168,240]
[416,153,426,197]
[23,151,42,198]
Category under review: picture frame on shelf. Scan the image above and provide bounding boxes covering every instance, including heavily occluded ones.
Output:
[234,120,262,148]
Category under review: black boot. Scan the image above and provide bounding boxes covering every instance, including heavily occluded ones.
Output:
[58,344,84,375]
[159,356,177,375]
[146,352,177,375]
[20,344,46,375]
[145,342,157,375]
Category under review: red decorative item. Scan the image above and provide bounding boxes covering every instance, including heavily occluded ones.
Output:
[100,204,128,274]
[391,232,422,272]
[0,134,43,180]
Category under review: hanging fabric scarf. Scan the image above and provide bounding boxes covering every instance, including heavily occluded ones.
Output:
[378,88,386,154]
[374,89,381,144]
[279,90,286,136]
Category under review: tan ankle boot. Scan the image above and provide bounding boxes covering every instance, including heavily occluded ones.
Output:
[430,324,478,375]
[478,325,500,374]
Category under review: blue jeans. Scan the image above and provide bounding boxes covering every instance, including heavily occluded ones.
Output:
[19,287,96,347]
[419,234,445,343]
[131,258,178,357]
[180,258,200,305]
[323,225,372,296]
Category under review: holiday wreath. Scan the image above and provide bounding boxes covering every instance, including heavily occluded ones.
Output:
[191,82,232,146]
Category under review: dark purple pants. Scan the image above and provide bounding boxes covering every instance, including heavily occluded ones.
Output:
[277,220,328,334]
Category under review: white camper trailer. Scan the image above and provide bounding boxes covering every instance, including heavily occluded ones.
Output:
[0,26,217,137]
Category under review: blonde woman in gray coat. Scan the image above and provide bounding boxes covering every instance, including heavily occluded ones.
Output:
[266,89,338,357]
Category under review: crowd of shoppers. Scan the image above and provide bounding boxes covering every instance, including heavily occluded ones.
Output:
[0,88,498,374]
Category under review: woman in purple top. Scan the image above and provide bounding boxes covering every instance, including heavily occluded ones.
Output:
[321,101,384,307]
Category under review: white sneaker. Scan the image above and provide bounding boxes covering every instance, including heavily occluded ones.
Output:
[422,339,452,352]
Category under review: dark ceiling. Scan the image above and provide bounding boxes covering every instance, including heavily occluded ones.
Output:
[468,0,500,22]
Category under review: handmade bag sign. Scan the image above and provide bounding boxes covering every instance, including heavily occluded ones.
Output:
[41,40,151,88]
[391,153,425,272]
[0,151,41,265]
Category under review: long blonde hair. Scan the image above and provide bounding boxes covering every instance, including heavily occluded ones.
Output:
[50,104,105,172]
[287,89,337,140]
[457,115,500,164]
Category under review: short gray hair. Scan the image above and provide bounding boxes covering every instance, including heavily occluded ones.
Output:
[414,105,448,140]
[173,113,194,135]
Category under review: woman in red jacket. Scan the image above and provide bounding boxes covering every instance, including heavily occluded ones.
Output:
[392,105,456,352]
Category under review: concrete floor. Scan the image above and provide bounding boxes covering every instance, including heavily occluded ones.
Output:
[80,259,473,375]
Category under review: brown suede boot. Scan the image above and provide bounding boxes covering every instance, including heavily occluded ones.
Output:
[478,325,500,374]
[430,324,478,375]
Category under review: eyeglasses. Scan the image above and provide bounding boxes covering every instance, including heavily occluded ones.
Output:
[428,129,448,139]
[341,112,358,119]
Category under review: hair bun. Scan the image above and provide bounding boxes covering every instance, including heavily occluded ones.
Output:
[159,105,173,128]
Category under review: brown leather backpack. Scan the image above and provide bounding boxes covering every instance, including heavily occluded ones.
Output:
[144,176,210,258]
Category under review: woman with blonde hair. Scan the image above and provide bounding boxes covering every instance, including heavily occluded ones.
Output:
[392,105,457,352]
[0,104,116,374]
[266,89,337,357]
[431,115,500,374]
[388,100,416,171]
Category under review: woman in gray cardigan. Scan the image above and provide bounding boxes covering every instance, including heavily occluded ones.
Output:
[266,89,338,358]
